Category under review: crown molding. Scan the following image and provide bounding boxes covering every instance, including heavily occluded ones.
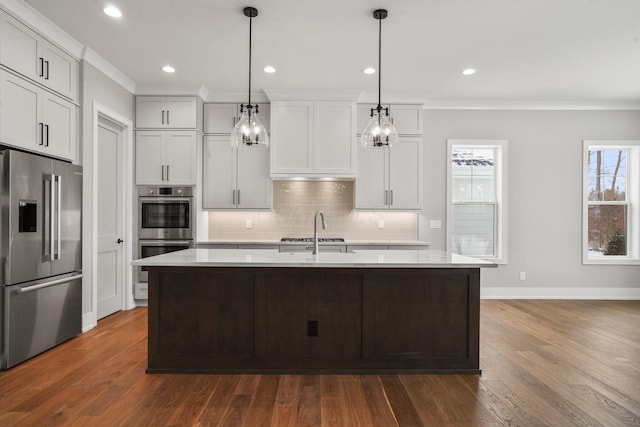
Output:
[135,84,211,100]
[422,99,640,111]
[202,90,270,103]
[0,0,83,58]
[264,89,363,102]
[82,47,136,94]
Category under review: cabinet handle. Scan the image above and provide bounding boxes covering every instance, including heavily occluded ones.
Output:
[39,57,44,77]
[39,123,44,145]
[45,60,49,80]
[44,124,49,147]
[232,189,236,205]
[161,110,165,125]
[166,110,170,125]
[384,190,388,205]
[237,189,240,205]
[390,190,394,206]
[166,165,170,181]
[161,165,165,181]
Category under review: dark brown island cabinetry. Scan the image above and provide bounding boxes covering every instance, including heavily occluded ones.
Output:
[147,267,480,374]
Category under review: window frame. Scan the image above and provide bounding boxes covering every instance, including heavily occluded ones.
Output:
[446,139,508,264]
[583,140,640,265]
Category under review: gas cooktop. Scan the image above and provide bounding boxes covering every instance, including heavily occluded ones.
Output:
[280,237,345,243]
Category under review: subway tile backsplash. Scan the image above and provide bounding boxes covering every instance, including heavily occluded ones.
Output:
[208,181,418,240]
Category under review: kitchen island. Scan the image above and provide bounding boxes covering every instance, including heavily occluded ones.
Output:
[132,249,495,374]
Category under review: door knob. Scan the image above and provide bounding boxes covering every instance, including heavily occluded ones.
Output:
[117,238,124,244]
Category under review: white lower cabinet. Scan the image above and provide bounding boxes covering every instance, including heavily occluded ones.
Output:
[135,130,197,185]
[0,69,77,161]
[356,137,422,210]
[202,135,271,209]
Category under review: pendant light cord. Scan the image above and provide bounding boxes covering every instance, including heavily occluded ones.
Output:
[377,15,382,112]
[248,15,252,110]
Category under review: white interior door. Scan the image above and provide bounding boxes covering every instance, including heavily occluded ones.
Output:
[97,116,124,319]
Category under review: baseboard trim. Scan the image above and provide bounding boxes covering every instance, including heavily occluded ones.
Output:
[481,286,640,300]
[82,312,97,333]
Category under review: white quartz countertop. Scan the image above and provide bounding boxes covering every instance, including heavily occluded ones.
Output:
[132,249,495,269]
[196,240,430,246]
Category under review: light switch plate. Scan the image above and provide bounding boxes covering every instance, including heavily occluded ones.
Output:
[378,219,384,229]
[430,220,442,229]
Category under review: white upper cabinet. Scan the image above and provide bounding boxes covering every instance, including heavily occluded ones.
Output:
[135,96,198,129]
[203,103,270,134]
[270,101,355,177]
[202,135,271,209]
[0,9,79,101]
[355,137,422,210]
[135,130,197,185]
[0,69,77,161]
[356,104,423,136]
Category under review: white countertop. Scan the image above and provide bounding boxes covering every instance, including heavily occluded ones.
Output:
[132,249,495,269]
[196,240,430,246]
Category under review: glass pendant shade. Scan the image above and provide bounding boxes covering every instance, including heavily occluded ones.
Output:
[231,109,269,149]
[361,111,399,148]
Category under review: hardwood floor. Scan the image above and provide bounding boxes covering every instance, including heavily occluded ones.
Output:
[1,300,639,426]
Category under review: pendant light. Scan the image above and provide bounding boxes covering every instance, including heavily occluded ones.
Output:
[231,7,269,149]
[361,9,399,149]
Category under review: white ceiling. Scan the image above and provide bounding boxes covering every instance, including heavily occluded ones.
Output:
[22,0,640,105]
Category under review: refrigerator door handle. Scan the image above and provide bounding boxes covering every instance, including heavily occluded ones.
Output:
[48,175,56,261]
[16,273,84,294]
[56,175,62,260]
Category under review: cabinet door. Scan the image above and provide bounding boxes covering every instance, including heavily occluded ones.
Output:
[135,131,165,184]
[135,97,165,128]
[389,137,421,209]
[388,104,423,135]
[314,102,355,175]
[165,97,197,129]
[202,135,237,209]
[355,146,388,209]
[165,131,197,185]
[0,11,41,83]
[42,91,76,161]
[237,147,271,209]
[270,101,313,174]
[203,103,237,134]
[0,70,41,151]
[41,39,78,101]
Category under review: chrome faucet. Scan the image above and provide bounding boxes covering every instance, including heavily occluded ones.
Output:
[313,211,327,255]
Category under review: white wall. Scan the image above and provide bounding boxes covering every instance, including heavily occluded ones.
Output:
[420,109,640,296]
[80,61,133,320]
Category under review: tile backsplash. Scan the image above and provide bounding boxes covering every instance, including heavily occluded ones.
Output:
[207,181,418,240]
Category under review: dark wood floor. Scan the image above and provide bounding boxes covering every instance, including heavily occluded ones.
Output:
[1,300,639,426]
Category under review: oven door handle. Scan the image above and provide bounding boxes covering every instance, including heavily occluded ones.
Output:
[138,198,193,203]
[139,240,192,246]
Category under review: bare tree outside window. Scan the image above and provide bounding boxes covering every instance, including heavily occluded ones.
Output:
[587,149,627,256]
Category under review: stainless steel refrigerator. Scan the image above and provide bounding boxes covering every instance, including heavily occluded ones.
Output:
[0,149,82,369]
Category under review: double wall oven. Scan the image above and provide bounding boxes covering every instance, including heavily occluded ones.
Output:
[138,186,193,282]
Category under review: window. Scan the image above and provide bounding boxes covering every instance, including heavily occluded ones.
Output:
[583,141,640,264]
[447,140,508,263]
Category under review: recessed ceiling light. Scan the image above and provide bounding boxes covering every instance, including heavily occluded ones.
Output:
[103,5,122,18]
[162,65,175,73]
[462,68,476,76]
[263,65,276,73]
[363,67,376,75]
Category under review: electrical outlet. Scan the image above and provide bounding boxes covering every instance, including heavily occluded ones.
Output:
[519,272,526,281]
[245,219,252,229]
[378,219,384,229]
